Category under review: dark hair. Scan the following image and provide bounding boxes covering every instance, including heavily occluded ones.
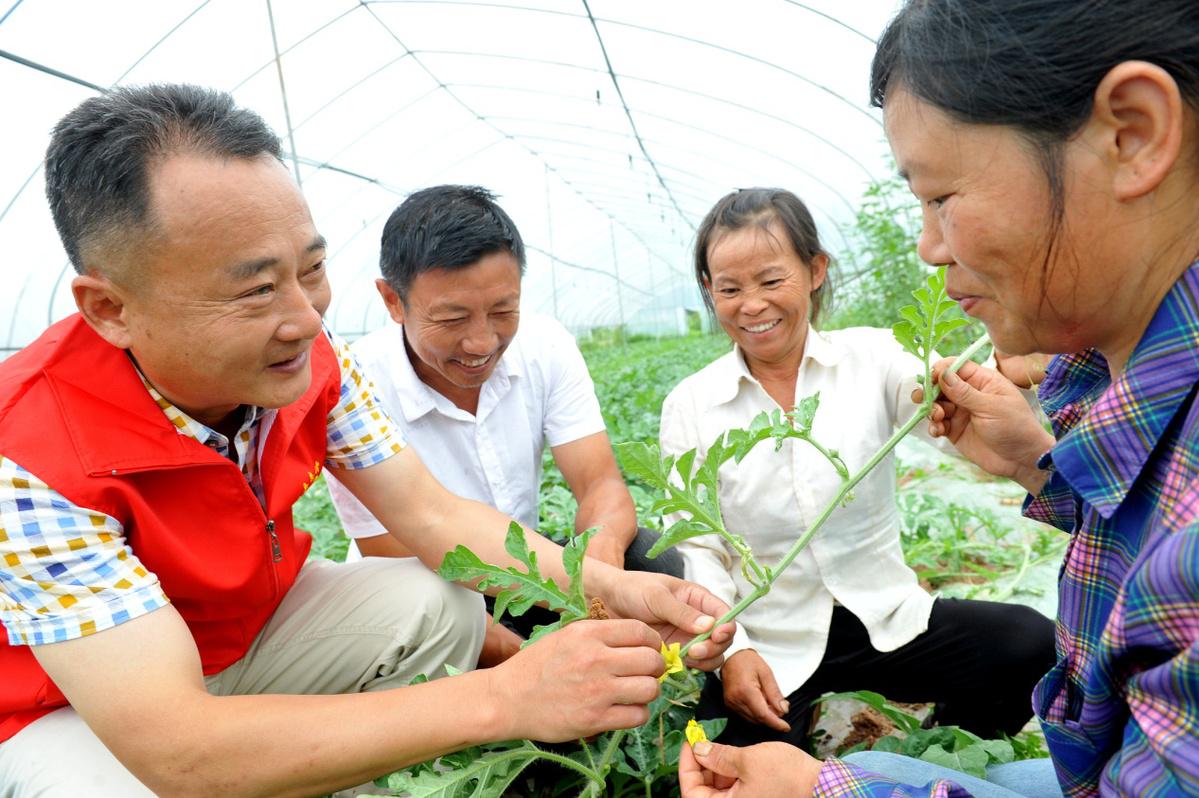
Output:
[693,188,832,325]
[871,0,1199,263]
[379,185,526,302]
[45,84,283,278]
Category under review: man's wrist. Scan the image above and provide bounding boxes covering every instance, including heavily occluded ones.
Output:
[585,530,630,567]
[584,522,636,548]
[473,667,517,741]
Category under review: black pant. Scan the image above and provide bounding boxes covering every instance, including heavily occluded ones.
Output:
[698,598,1056,751]
[488,526,684,638]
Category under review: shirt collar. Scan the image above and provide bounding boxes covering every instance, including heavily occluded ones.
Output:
[709,325,844,406]
[1043,259,1199,518]
[389,323,520,422]
[132,357,264,451]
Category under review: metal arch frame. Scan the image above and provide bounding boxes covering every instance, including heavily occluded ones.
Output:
[443,82,866,248]
[230,2,363,93]
[362,0,883,126]
[526,244,652,296]
[781,1,877,44]
[414,50,881,183]
[474,107,865,214]
[290,51,414,132]
[489,135,856,255]
[359,2,694,287]
[580,0,690,233]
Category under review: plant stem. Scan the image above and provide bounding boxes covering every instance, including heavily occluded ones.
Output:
[988,542,1032,602]
[593,729,627,784]
[527,747,607,785]
[798,433,849,480]
[667,484,768,586]
[922,332,993,410]
[681,332,991,657]
[579,737,598,774]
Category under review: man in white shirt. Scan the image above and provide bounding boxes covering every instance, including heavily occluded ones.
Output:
[328,185,681,652]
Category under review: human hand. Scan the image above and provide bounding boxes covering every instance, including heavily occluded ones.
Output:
[488,619,664,742]
[591,568,736,671]
[993,351,1051,389]
[917,359,1055,493]
[720,650,790,732]
[679,739,822,798]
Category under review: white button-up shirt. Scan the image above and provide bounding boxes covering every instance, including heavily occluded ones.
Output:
[327,314,606,545]
[660,326,939,695]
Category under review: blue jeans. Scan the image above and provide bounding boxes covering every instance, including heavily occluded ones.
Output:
[843,752,1063,798]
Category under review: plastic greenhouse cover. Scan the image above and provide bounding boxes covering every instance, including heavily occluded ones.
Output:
[0,0,902,356]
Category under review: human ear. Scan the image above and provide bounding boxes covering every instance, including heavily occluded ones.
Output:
[808,253,829,291]
[1090,61,1184,200]
[375,278,406,325]
[71,274,135,349]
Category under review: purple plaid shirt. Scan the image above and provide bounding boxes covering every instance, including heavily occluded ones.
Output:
[813,259,1199,798]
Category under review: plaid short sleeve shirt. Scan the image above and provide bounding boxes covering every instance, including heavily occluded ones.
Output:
[0,327,403,647]
[812,264,1199,797]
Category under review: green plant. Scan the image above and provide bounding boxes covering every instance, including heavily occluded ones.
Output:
[440,524,596,646]
[369,269,993,797]
[897,492,1065,601]
[296,475,350,562]
[817,691,1023,779]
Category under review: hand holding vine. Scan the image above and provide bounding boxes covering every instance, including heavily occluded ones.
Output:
[923,358,1055,493]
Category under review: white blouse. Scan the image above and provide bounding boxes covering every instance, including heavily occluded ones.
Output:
[659,326,940,696]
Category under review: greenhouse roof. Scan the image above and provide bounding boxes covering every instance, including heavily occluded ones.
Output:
[0,0,902,354]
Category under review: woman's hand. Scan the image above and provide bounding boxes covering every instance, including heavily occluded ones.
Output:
[679,740,822,798]
[919,359,1056,493]
[720,650,790,732]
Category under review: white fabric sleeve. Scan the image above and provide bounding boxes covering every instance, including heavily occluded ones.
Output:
[324,469,388,540]
[542,322,607,447]
[659,388,754,662]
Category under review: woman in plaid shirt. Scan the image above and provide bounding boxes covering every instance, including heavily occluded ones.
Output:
[680,1,1199,796]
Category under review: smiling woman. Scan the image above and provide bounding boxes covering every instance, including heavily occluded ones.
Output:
[663,187,1054,754]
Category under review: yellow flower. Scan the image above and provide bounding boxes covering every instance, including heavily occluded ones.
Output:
[685,719,708,746]
[659,642,684,682]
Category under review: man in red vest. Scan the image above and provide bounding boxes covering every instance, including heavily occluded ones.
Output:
[0,84,733,796]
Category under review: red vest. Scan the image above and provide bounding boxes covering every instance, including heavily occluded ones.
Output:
[0,315,341,742]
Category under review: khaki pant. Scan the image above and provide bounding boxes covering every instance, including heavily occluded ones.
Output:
[0,557,485,797]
